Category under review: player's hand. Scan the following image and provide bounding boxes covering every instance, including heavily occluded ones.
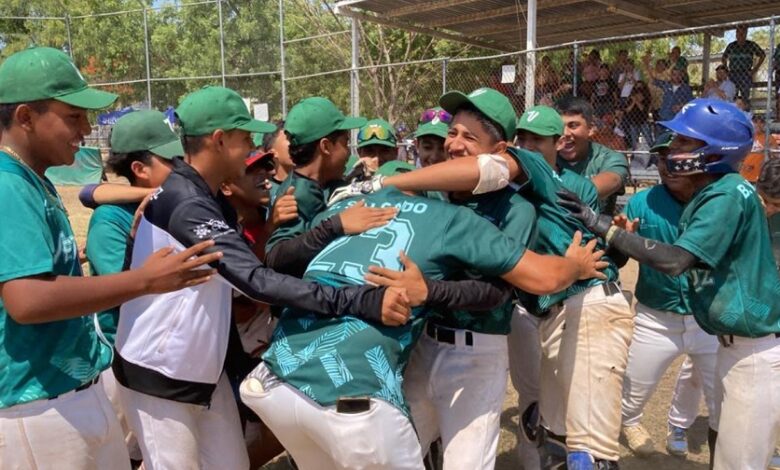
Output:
[272,187,298,226]
[138,240,223,294]
[612,214,640,233]
[327,176,385,207]
[130,191,155,239]
[556,188,612,237]
[365,251,427,306]
[339,200,397,235]
[565,231,609,281]
[380,286,411,326]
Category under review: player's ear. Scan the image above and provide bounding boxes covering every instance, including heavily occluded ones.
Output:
[219,182,233,197]
[494,140,508,154]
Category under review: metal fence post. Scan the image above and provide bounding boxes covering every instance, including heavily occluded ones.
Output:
[442,58,448,94]
[279,0,287,117]
[350,17,360,146]
[65,14,73,58]
[142,8,152,107]
[217,0,226,87]
[524,0,537,111]
[766,16,776,157]
[572,42,579,97]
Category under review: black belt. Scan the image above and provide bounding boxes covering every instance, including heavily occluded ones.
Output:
[426,323,473,346]
[49,375,100,400]
[718,332,780,348]
[602,281,621,297]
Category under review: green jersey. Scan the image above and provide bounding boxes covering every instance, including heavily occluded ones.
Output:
[625,186,691,315]
[508,147,619,313]
[265,172,326,253]
[675,174,780,337]
[86,203,136,345]
[559,167,599,211]
[0,153,111,408]
[769,213,780,271]
[431,189,537,334]
[263,188,525,414]
[557,142,629,215]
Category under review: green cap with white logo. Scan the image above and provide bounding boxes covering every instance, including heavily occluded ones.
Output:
[439,87,516,142]
[176,86,276,136]
[357,118,397,149]
[0,47,117,109]
[377,160,415,177]
[285,97,366,146]
[111,110,184,160]
[517,105,564,137]
[651,131,674,152]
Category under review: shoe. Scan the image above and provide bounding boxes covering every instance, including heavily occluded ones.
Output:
[567,451,595,470]
[769,448,780,470]
[665,424,688,457]
[622,424,654,457]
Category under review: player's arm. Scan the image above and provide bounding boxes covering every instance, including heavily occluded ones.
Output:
[590,172,625,199]
[79,183,154,209]
[1,240,221,324]
[168,197,410,325]
[557,188,699,276]
[752,44,766,73]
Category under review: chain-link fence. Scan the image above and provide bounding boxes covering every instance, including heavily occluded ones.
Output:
[0,3,777,164]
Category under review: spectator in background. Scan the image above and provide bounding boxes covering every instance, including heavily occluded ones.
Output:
[669,46,689,83]
[580,49,602,99]
[734,97,752,119]
[641,54,671,120]
[722,24,766,101]
[591,64,618,118]
[536,55,559,103]
[591,111,627,152]
[703,64,737,102]
[739,114,780,183]
[612,49,630,83]
[618,59,641,107]
[623,80,653,150]
[773,44,780,120]
[655,67,693,122]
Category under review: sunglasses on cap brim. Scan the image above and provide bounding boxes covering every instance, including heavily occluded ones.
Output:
[419,108,452,125]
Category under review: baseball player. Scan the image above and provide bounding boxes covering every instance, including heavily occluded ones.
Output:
[612,131,719,460]
[352,118,399,178]
[0,47,219,470]
[339,93,634,469]
[242,162,607,470]
[414,107,449,167]
[113,86,413,469]
[557,98,780,469]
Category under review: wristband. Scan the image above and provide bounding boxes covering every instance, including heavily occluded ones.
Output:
[605,225,620,245]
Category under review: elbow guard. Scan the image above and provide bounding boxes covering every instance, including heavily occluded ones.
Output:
[473,154,510,195]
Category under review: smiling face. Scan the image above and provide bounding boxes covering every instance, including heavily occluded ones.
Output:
[516,130,558,166]
[25,100,92,168]
[416,135,446,167]
[444,111,502,159]
[558,113,592,162]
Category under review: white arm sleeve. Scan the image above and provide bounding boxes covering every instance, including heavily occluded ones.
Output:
[473,153,510,195]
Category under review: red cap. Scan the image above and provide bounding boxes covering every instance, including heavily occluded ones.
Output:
[245,151,275,170]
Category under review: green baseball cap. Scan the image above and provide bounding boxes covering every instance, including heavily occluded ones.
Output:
[651,131,674,152]
[517,105,564,137]
[414,107,449,139]
[377,160,415,177]
[110,110,184,160]
[439,87,516,142]
[285,97,366,146]
[0,47,117,109]
[357,118,397,149]
[176,86,276,136]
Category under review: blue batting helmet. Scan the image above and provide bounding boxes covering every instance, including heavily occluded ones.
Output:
[659,98,754,174]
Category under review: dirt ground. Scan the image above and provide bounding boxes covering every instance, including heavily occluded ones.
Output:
[58,185,712,470]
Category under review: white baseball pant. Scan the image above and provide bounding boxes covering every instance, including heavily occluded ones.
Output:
[0,381,130,470]
[240,362,423,470]
[668,356,705,429]
[538,284,634,461]
[404,326,508,470]
[621,303,719,430]
[713,334,780,470]
[117,373,249,470]
[507,304,542,470]
[100,368,142,460]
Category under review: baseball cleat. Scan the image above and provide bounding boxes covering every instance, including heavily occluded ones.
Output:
[665,424,688,457]
[622,424,654,457]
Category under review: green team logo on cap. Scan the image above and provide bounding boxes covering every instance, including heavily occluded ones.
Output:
[517,105,564,137]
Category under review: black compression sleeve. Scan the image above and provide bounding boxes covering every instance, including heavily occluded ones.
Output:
[608,228,699,276]
[425,278,512,311]
[265,216,344,277]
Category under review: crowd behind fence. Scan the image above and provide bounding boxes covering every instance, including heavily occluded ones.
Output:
[0,3,777,162]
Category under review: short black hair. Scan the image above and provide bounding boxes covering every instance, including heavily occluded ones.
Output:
[262,120,285,151]
[287,130,348,167]
[106,149,152,185]
[0,101,50,129]
[758,157,780,199]
[557,96,594,124]
[182,135,209,155]
[456,103,506,142]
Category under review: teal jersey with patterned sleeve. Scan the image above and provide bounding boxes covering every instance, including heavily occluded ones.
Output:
[86,203,136,345]
[559,167,599,211]
[769,213,780,271]
[431,189,537,334]
[0,153,112,408]
[674,174,780,337]
[508,147,619,314]
[557,142,629,215]
[265,172,326,253]
[625,186,691,315]
[263,187,526,414]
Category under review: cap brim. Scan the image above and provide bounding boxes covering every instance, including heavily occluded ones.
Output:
[149,139,185,160]
[55,87,118,110]
[357,138,396,149]
[438,91,471,115]
[337,116,368,130]
[516,124,557,137]
[238,119,277,133]
[414,123,448,139]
